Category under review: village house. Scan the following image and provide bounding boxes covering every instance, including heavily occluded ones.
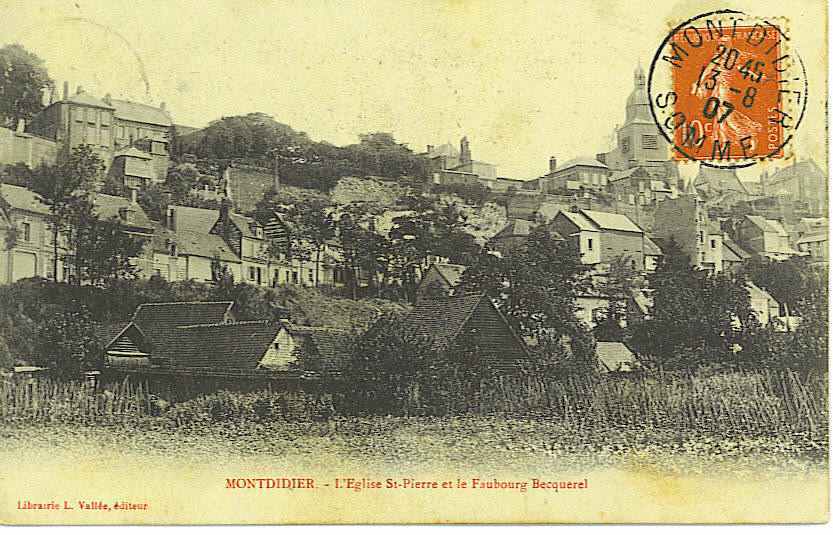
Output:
[732,215,802,260]
[548,209,658,272]
[414,262,467,303]
[25,83,172,177]
[0,184,153,283]
[398,292,532,373]
[795,233,828,265]
[488,218,540,257]
[424,137,499,190]
[652,195,726,272]
[760,159,828,216]
[101,301,352,400]
[538,156,610,195]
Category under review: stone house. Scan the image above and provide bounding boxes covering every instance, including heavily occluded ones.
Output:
[549,209,652,271]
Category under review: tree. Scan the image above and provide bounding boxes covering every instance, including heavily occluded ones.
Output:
[630,239,758,369]
[66,200,147,286]
[296,199,336,287]
[35,303,101,378]
[458,225,595,373]
[593,254,641,342]
[29,145,104,281]
[0,44,53,128]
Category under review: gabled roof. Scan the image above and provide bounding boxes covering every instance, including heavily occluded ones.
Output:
[96,321,132,347]
[150,223,240,262]
[643,235,663,256]
[596,342,638,372]
[431,263,466,288]
[170,321,283,369]
[170,205,220,234]
[91,193,154,231]
[557,210,598,232]
[230,213,259,238]
[723,236,751,260]
[721,242,743,263]
[63,92,114,110]
[111,98,172,127]
[547,157,608,176]
[493,218,535,240]
[796,233,827,245]
[0,184,50,216]
[581,210,643,233]
[282,323,353,373]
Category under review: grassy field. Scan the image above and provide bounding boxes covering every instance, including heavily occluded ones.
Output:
[0,369,827,477]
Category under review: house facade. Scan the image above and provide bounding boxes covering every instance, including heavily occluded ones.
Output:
[653,195,726,272]
[734,215,800,260]
[549,209,651,271]
[538,157,609,195]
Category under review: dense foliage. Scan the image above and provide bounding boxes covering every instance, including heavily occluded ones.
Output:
[0,44,52,128]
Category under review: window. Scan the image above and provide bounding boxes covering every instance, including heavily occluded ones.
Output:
[248,266,257,280]
[698,231,704,244]
[291,271,299,284]
[21,222,31,242]
[169,244,177,257]
[100,112,110,126]
[99,127,109,147]
[621,136,630,153]
[710,239,717,249]
[642,134,658,149]
[273,342,280,352]
[308,269,314,282]
[86,108,96,123]
[587,237,593,251]
[74,107,84,122]
[118,126,126,139]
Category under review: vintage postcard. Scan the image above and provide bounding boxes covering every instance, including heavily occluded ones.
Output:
[0,0,828,525]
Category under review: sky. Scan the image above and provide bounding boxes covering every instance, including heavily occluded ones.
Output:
[3,0,827,182]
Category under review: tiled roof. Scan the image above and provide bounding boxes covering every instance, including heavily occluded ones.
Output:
[131,301,234,361]
[150,222,240,262]
[399,292,488,353]
[722,242,743,263]
[596,342,638,372]
[170,321,283,369]
[0,184,50,215]
[581,210,643,233]
[283,323,354,373]
[63,92,114,109]
[170,205,220,234]
[96,321,131,347]
[111,98,172,127]
[796,233,827,244]
[723,237,751,260]
[230,213,258,238]
[493,218,534,240]
[548,157,608,175]
[92,193,154,231]
[558,210,597,232]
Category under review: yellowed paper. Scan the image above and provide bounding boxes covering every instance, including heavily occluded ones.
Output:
[0,0,828,524]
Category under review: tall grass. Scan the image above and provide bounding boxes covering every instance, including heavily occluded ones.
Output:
[0,370,827,443]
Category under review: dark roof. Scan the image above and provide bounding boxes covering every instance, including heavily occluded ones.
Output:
[96,321,131,347]
[111,98,172,127]
[723,236,752,260]
[92,193,154,231]
[132,301,234,361]
[401,293,486,352]
[643,235,663,256]
[283,323,353,373]
[230,213,259,238]
[171,321,283,369]
[150,222,240,262]
[493,218,534,240]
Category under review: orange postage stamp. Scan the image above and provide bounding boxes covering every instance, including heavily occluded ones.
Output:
[649,11,808,169]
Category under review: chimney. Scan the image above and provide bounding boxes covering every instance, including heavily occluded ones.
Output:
[159,101,166,111]
[166,205,176,231]
[460,136,472,165]
[222,166,233,201]
[549,156,558,173]
[103,93,112,105]
[219,196,233,241]
[427,144,434,153]
[63,81,69,101]
[76,85,83,95]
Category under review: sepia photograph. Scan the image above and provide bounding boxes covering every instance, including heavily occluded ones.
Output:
[0,0,828,524]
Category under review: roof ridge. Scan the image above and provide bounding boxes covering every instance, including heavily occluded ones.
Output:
[178,320,276,329]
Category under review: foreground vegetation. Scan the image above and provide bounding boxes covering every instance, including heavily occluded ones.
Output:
[2,369,826,474]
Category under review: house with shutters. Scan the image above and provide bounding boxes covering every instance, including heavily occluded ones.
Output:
[397,292,531,373]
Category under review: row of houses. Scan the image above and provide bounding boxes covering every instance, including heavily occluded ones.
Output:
[0,182,343,286]
[96,294,638,400]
